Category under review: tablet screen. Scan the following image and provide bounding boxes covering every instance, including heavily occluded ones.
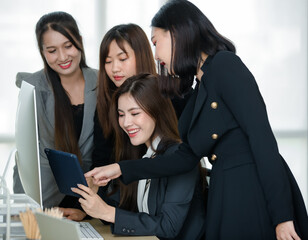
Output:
[44,148,88,198]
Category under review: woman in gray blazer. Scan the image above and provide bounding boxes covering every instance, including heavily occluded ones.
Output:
[13,12,97,220]
[73,74,206,239]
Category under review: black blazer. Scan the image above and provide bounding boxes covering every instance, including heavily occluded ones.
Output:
[119,51,308,239]
[91,90,193,206]
[111,145,205,239]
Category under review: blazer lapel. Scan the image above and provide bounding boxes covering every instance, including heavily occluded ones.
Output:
[148,179,159,215]
[78,68,97,146]
[189,80,208,129]
[32,72,55,133]
[40,90,55,129]
[189,56,213,129]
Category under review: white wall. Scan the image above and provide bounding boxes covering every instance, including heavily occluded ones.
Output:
[0,0,307,206]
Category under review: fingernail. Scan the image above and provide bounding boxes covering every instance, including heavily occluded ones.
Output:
[77,184,81,187]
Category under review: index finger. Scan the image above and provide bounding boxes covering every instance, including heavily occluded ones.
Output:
[84,168,99,178]
[77,184,92,194]
[96,178,111,186]
[71,187,89,199]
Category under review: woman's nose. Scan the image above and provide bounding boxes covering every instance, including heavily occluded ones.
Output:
[58,49,68,61]
[123,115,132,128]
[112,60,120,73]
[154,51,159,61]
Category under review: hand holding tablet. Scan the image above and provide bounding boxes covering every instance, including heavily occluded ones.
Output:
[44,148,88,198]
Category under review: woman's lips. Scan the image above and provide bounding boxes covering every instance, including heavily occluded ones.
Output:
[59,61,72,69]
[127,128,139,137]
[114,76,124,81]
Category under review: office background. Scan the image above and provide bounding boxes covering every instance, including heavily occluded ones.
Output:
[0,0,307,206]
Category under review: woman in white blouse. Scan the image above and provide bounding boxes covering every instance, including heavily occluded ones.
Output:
[72,74,206,239]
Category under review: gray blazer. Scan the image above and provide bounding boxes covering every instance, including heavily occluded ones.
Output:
[13,67,98,208]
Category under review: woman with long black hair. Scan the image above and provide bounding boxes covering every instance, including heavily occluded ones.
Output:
[13,12,97,221]
[86,1,308,239]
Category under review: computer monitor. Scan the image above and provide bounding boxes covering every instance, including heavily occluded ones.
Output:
[15,81,43,208]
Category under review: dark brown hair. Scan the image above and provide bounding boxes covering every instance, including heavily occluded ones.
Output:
[35,11,87,162]
[110,73,180,211]
[97,24,156,138]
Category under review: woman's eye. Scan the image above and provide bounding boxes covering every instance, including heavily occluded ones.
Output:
[118,114,124,117]
[105,61,111,64]
[65,44,72,49]
[132,112,140,116]
[48,49,56,54]
[120,58,127,62]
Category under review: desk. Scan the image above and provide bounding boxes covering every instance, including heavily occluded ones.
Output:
[88,219,158,240]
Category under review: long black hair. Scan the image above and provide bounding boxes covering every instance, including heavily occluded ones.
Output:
[152,0,235,96]
[36,11,87,163]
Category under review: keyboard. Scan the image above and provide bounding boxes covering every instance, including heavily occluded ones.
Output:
[79,221,104,240]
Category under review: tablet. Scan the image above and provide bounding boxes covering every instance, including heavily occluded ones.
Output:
[44,148,88,198]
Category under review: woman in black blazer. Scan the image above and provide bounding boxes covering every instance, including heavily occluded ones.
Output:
[86,1,308,239]
[73,74,205,239]
[91,23,192,215]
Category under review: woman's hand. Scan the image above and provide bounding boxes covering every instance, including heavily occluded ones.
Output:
[71,184,115,223]
[84,163,122,186]
[86,177,99,193]
[276,221,301,240]
[58,208,86,221]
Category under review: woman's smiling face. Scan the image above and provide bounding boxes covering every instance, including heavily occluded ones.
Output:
[42,29,81,78]
[118,93,156,148]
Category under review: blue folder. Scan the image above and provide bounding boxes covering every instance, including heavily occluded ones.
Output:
[44,148,88,198]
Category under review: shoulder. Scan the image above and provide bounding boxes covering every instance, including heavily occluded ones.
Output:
[166,144,179,154]
[206,51,256,96]
[201,51,247,84]
[206,51,253,83]
[82,67,98,91]
[158,142,180,155]
[210,51,244,70]
[83,67,98,78]
[16,69,50,90]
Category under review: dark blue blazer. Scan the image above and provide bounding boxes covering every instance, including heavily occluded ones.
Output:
[111,145,205,239]
[119,51,308,239]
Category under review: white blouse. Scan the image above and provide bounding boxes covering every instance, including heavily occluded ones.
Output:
[137,137,161,213]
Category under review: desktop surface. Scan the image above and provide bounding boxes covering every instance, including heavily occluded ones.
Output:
[86,219,158,240]
[1,218,158,240]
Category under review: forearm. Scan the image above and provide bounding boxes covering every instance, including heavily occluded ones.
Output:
[119,142,200,184]
[113,208,185,238]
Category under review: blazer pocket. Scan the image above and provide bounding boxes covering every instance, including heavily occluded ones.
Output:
[222,150,254,170]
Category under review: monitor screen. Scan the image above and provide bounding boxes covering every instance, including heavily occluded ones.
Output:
[15,81,42,208]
